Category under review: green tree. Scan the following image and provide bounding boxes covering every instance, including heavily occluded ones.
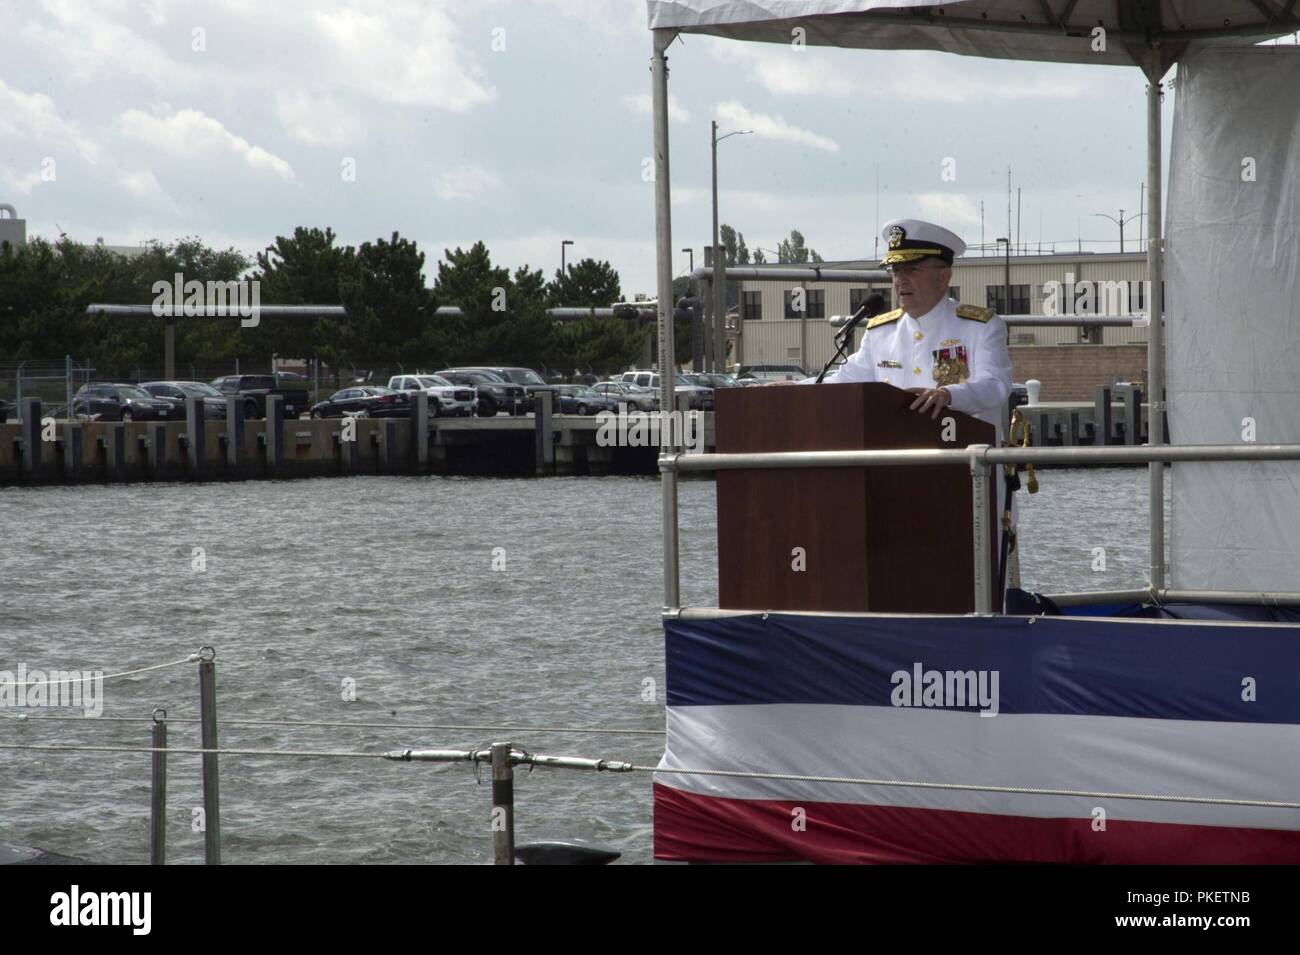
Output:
[335,232,430,368]
[777,229,823,264]
[546,258,621,308]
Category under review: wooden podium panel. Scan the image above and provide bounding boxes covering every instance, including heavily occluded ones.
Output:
[715,382,996,614]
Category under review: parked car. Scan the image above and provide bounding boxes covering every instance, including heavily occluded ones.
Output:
[450,366,549,410]
[309,386,410,419]
[618,371,714,410]
[736,363,807,383]
[71,383,182,421]
[698,373,741,389]
[590,381,658,411]
[435,369,526,417]
[387,374,476,417]
[139,381,228,419]
[210,374,310,419]
[552,384,620,416]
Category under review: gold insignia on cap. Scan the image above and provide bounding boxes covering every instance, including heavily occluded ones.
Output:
[887,225,906,250]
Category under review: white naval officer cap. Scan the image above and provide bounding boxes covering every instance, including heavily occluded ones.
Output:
[880,218,967,266]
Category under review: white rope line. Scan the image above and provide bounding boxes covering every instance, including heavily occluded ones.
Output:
[0,654,200,689]
[2,736,1293,810]
[0,715,665,735]
[636,765,1300,810]
[0,742,375,760]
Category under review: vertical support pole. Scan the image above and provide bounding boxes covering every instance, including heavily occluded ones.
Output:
[150,710,167,866]
[164,319,176,380]
[698,267,712,373]
[65,354,72,423]
[799,280,808,375]
[185,397,205,477]
[148,422,167,479]
[661,457,680,612]
[970,447,993,613]
[411,392,428,473]
[381,418,397,474]
[198,649,221,865]
[651,29,677,433]
[65,422,82,481]
[490,742,515,866]
[1146,45,1167,591]
[1096,385,1113,445]
[1125,386,1142,446]
[20,397,40,480]
[713,243,726,373]
[107,422,126,482]
[652,29,681,617]
[534,391,554,474]
[264,393,284,476]
[225,396,244,478]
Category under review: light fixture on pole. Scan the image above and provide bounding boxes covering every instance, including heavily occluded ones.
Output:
[711,122,752,372]
[1092,210,1145,254]
[682,247,693,273]
[561,239,574,275]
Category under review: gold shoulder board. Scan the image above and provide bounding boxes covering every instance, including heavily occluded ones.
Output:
[956,304,994,323]
[866,307,904,329]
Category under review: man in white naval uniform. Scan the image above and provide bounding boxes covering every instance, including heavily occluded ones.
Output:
[834,218,1013,443]
[826,219,1017,598]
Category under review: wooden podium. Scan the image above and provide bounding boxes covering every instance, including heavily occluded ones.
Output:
[715,382,996,614]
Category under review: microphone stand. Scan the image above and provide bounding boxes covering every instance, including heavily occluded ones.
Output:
[815,303,871,383]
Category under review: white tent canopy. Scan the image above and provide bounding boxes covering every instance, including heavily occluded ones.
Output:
[647,0,1300,67]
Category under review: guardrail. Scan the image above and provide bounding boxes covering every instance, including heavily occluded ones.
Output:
[658,443,1300,614]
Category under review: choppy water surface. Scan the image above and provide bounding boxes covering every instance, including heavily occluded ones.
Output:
[0,469,1162,864]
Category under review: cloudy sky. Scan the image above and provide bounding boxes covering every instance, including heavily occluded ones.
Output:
[3,0,1282,297]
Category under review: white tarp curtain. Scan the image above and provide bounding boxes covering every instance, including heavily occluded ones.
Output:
[1166,46,1300,593]
[646,1,1293,67]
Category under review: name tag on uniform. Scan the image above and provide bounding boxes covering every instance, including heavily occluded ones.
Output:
[877,359,902,369]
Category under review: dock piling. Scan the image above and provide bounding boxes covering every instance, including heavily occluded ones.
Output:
[150,709,167,865]
[185,397,205,477]
[198,648,221,865]
[20,398,40,480]
[491,741,515,865]
[411,393,429,472]
[535,392,554,474]
[264,394,284,476]
[225,397,245,478]
[1095,386,1113,445]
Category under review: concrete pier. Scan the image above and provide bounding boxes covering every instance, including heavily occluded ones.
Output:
[0,412,714,485]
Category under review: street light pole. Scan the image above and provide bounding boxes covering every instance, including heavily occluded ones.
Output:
[561,239,574,276]
[682,248,693,273]
[711,122,752,373]
[1092,210,1145,254]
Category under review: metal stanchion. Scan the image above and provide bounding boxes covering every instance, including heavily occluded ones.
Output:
[969,446,993,614]
[198,647,221,864]
[150,708,167,865]
[491,741,515,865]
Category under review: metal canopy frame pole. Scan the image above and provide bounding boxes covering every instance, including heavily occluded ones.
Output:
[1146,44,1167,593]
[653,29,680,613]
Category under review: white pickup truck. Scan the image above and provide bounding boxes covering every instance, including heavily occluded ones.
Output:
[387,374,476,417]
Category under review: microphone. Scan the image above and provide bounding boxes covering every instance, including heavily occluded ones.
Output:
[816,294,887,383]
[835,292,886,341]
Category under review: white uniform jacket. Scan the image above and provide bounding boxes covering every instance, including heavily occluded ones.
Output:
[833,297,1013,443]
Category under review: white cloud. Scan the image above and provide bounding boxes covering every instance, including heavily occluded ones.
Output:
[117,109,294,180]
[0,79,100,162]
[309,3,495,111]
[714,101,839,153]
[120,169,165,200]
[275,90,366,148]
[914,193,984,231]
[623,92,691,124]
[435,165,502,201]
[21,0,179,83]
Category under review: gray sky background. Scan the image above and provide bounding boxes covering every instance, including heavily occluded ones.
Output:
[2,1,1291,297]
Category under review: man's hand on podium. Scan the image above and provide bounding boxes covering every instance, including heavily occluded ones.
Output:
[907,386,952,419]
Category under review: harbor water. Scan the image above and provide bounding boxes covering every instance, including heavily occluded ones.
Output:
[0,469,1167,864]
